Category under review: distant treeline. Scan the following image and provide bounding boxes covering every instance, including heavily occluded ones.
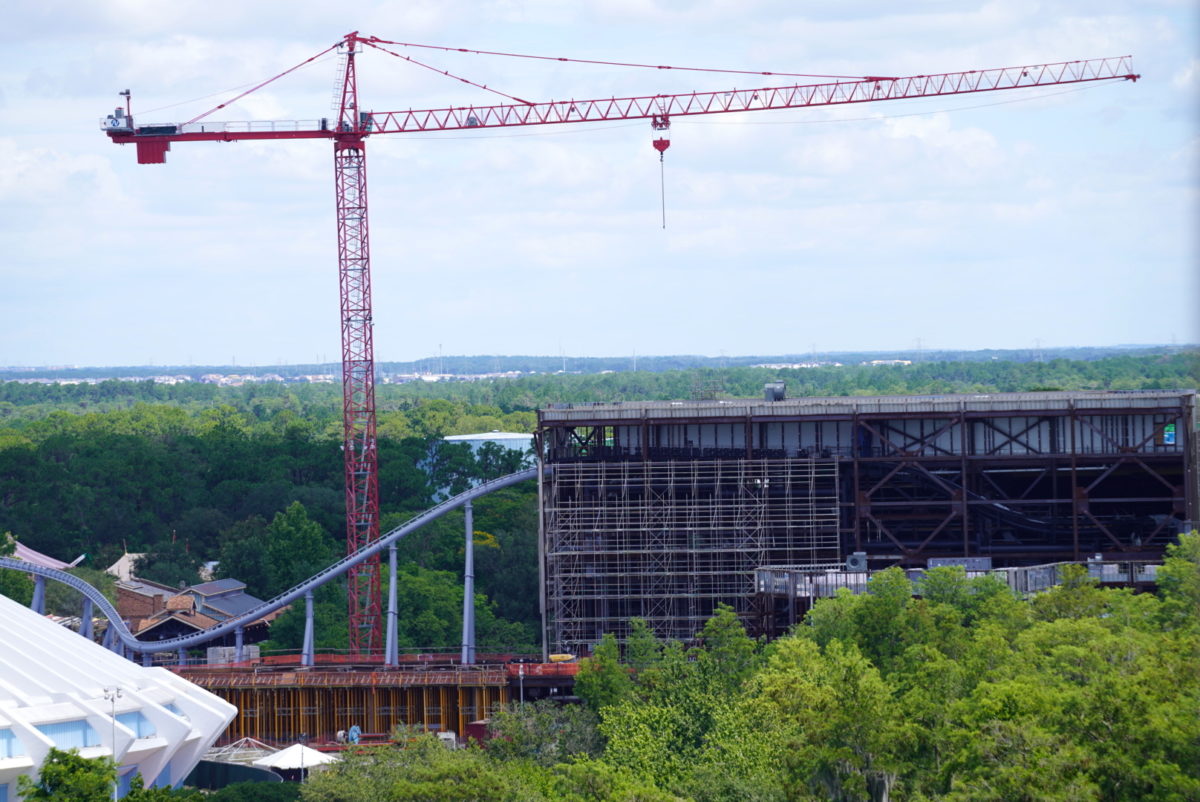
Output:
[0,352,1195,417]
[1,344,1192,381]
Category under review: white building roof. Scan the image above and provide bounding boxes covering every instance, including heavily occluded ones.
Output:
[443,431,532,442]
[0,592,236,796]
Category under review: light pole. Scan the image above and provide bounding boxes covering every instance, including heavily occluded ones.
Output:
[103,687,122,801]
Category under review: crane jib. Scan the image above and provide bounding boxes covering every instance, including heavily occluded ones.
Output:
[104,56,1137,164]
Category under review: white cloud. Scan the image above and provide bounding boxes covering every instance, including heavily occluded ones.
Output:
[1173,58,1199,90]
[0,138,122,203]
[0,0,1195,364]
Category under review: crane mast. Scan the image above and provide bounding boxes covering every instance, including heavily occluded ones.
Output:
[102,33,1139,656]
[333,39,382,655]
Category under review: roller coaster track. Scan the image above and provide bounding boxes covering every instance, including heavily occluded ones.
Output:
[0,467,539,655]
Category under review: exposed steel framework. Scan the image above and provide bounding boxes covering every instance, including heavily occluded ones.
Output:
[330,40,384,655]
[103,32,1140,654]
[538,390,1196,651]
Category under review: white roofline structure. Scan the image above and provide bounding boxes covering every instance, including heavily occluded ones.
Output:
[0,593,236,797]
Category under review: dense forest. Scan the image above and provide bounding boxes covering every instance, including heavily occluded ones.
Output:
[293,538,1200,801]
[24,538,1200,801]
[0,352,1196,654]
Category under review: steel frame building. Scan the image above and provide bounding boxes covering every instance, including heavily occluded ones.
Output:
[536,389,1197,652]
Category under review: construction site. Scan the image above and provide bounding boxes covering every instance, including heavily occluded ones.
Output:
[6,26,1193,794]
[173,657,575,745]
[537,388,1197,652]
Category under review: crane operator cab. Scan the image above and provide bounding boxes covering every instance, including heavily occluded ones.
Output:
[103,106,133,132]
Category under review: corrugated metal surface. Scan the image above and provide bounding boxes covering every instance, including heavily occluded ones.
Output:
[539,390,1195,423]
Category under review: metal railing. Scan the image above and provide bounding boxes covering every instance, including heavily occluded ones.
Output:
[755,559,1163,601]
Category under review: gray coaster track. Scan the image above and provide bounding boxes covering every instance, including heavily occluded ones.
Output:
[0,467,539,655]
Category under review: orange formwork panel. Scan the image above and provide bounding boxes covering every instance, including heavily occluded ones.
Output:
[183,669,511,745]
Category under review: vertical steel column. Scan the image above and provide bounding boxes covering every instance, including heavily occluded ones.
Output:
[960,406,969,556]
[1069,402,1080,560]
[385,543,398,666]
[302,590,315,667]
[1184,393,1198,525]
[235,625,244,663]
[81,598,94,641]
[31,575,45,614]
[536,436,548,662]
[335,134,381,656]
[461,501,476,665]
[336,36,382,657]
[852,413,862,553]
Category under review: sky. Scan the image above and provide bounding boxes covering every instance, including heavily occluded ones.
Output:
[1,1,1196,368]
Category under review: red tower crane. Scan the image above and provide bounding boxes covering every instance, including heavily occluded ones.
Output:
[102,32,1138,655]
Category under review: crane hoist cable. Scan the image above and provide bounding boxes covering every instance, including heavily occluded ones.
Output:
[652,114,671,229]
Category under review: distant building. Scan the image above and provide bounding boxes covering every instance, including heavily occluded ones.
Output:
[107,553,148,583]
[134,579,283,646]
[443,431,534,456]
[536,389,1197,652]
[115,578,177,630]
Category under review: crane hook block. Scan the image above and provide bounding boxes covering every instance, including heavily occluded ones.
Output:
[652,138,670,155]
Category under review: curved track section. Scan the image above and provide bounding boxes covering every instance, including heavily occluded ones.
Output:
[0,467,539,654]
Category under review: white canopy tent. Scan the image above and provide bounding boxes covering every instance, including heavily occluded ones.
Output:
[252,743,339,771]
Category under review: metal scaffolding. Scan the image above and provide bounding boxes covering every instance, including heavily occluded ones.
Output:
[544,458,839,651]
[538,389,1196,652]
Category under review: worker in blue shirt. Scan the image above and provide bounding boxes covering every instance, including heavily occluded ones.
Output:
[347,724,361,745]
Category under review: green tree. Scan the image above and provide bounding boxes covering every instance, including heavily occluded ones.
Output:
[43,566,118,618]
[486,700,604,766]
[214,516,271,596]
[0,531,34,605]
[1030,563,1106,621]
[16,747,115,802]
[574,633,632,712]
[552,756,681,801]
[1158,530,1200,630]
[258,582,348,654]
[209,780,301,801]
[300,738,526,802]
[624,617,662,673]
[135,537,202,589]
[125,774,205,800]
[849,566,915,671]
[943,719,1100,802]
[756,638,905,802]
[263,502,337,598]
[693,603,759,696]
